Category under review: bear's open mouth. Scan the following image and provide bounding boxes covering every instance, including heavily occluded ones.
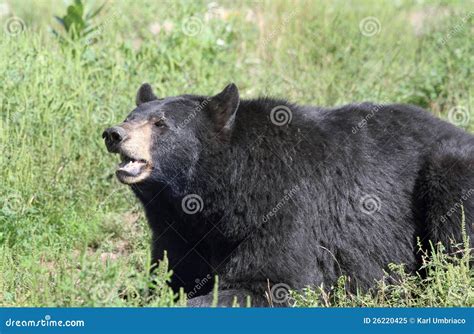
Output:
[116,154,151,182]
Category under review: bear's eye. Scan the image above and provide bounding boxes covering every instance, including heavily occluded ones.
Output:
[154,119,166,128]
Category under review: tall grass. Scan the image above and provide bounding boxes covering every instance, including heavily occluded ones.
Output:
[292,238,473,307]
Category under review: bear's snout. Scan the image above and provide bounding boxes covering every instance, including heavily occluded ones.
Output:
[102,126,128,153]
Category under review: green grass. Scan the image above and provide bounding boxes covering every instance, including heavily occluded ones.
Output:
[293,239,473,307]
[0,0,472,306]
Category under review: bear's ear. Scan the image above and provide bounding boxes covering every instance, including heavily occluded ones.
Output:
[136,83,158,106]
[207,83,240,135]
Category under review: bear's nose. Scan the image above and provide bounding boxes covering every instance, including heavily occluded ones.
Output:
[102,126,128,153]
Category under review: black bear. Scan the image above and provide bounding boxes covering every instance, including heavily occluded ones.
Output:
[103,83,473,306]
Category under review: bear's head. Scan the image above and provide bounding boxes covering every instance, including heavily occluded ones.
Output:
[102,83,240,186]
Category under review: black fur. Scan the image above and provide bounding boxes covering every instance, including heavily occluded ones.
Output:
[105,84,473,307]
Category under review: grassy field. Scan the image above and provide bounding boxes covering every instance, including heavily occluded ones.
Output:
[0,0,472,306]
